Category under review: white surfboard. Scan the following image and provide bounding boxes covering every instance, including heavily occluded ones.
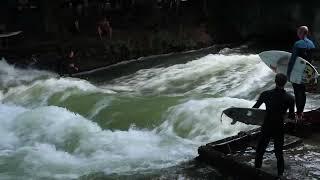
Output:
[259,51,319,93]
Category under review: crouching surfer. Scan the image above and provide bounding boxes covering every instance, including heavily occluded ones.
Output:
[252,73,295,177]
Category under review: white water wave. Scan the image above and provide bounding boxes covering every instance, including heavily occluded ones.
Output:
[157,97,258,143]
[1,77,115,107]
[0,104,195,179]
[0,59,56,87]
[103,54,273,97]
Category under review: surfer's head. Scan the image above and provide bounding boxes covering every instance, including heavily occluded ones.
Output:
[275,73,287,88]
[297,26,309,39]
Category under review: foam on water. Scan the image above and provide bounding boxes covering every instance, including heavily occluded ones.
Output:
[0,104,27,152]
[104,54,273,97]
[0,59,56,88]
[0,104,195,179]
[157,97,257,143]
[1,77,115,107]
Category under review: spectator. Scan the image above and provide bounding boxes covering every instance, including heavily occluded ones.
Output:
[68,18,80,35]
[97,17,113,40]
[74,19,80,33]
[60,48,79,75]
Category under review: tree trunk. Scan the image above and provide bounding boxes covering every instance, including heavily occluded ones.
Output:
[40,0,60,34]
[176,0,180,14]
[203,0,208,17]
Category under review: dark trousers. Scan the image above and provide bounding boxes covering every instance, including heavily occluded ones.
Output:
[292,83,306,114]
[255,128,284,176]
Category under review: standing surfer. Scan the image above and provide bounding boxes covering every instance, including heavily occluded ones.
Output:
[252,73,295,177]
[287,26,315,119]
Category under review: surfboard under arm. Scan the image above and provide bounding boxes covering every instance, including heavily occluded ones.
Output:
[259,50,320,93]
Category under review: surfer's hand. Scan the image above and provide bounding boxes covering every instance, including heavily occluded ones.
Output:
[231,119,237,125]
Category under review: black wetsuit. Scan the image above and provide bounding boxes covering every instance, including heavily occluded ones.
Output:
[252,88,295,176]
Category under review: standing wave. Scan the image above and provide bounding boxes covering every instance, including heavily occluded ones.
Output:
[0,104,196,179]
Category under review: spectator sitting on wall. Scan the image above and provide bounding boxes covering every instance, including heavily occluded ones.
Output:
[97,17,112,40]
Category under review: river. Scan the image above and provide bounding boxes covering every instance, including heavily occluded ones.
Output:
[0,48,319,179]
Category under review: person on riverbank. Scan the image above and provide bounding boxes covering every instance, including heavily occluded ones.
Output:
[252,73,295,177]
[287,26,315,119]
[59,48,79,75]
[97,17,112,40]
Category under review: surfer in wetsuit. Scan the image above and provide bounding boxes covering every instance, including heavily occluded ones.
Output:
[287,26,315,119]
[252,73,295,177]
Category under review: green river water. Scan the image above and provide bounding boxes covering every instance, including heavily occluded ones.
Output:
[0,49,319,179]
